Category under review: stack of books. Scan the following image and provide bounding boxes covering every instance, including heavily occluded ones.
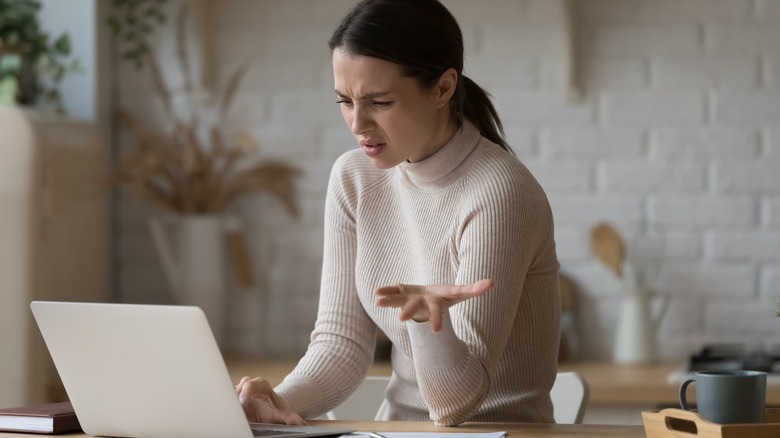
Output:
[0,402,81,434]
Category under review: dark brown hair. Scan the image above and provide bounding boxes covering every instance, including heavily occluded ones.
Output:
[328,0,510,152]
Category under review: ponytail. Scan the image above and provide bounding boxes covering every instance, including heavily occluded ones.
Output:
[329,0,511,152]
[456,75,511,153]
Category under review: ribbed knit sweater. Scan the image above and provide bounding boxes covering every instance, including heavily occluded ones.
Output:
[274,122,561,426]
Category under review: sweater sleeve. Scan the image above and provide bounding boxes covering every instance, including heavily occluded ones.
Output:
[407,160,555,426]
[274,156,377,419]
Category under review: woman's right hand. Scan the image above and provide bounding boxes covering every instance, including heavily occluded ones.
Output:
[235,376,306,425]
[375,278,495,332]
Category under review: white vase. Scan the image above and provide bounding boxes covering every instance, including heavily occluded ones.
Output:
[148,215,228,347]
[612,282,669,364]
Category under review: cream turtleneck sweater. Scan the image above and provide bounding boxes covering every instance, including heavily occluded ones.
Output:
[275,122,560,426]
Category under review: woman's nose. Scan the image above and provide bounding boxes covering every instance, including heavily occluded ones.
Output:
[350,107,373,135]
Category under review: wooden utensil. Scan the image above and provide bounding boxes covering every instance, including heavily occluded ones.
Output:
[590,222,625,278]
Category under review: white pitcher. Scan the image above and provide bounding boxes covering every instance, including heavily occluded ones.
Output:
[612,281,669,364]
[147,215,228,347]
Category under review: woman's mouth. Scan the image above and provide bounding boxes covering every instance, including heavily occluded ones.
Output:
[360,141,386,158]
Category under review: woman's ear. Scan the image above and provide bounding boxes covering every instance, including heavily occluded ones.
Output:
[435,68,458,108]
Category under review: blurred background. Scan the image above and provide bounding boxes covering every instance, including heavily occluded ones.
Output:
[2,0,780,423]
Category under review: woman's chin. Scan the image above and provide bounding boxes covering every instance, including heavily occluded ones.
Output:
[368,157,398,170]
[363,150,401,169]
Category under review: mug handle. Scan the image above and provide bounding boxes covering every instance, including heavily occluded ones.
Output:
[679,378,695,410]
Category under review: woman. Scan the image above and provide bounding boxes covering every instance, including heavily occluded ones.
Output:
[236,0,560,426]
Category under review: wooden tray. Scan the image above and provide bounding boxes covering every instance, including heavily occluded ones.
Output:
[642,408,780,438]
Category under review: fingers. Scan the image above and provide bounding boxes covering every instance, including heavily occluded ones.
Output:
[446,279,495,299]
[398,295,426,321]
[242,398,259,423]
[234,376,306,426]
[237,376,274,406]
[375,283,421,298]
[427,300,443,332]
[283,412,307,426]
[463,278,496,299]
[469,278,496,294]
[236,377,270,423]
[254,397,307,425]
[375,279,494,304]
[375,279,495,331]
[374,284,401,296]
[375,293,407,307]
[376,284,418,308]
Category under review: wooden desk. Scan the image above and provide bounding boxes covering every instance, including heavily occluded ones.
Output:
[0,421,646,437]
[224,358,661,425]
[558,361,780,405]
[225,358,780,425]
[556,361,780,424]
[323,420,646,437]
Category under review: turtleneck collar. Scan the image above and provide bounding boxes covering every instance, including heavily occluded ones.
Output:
[398,121,482,191]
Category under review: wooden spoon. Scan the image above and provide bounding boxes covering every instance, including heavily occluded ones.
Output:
[590,222,625,278]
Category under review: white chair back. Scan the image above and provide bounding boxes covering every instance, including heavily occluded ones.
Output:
[550,371,590,424]
[325,376,390,420]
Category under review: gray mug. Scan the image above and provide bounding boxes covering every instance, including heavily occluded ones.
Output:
[679,370,767,424]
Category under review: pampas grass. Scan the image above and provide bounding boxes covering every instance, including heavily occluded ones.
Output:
[114,3,300,216]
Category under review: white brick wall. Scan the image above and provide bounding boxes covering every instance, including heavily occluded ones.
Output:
[114,0,780,360]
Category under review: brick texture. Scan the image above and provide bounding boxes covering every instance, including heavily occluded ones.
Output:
[114,0,780,360]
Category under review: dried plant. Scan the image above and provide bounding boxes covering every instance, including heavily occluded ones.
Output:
[114,3,301,215]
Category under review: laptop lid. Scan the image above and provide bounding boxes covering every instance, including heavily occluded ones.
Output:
[30,301,353,438]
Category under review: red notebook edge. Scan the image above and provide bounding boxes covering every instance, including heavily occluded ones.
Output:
[0,401,82,434]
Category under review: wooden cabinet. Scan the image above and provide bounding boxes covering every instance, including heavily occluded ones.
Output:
[0,108,110,408]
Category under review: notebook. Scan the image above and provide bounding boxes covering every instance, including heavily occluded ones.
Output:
[30,301,355,438]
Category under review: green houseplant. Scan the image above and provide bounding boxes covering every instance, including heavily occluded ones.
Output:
[0,0,77,112]
[106,0,168,70]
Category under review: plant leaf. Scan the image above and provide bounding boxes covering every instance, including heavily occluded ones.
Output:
[0,76,18,104]
[218,58,252,123]
[53,34,70,55]
[174,1,197,125]
[0,53,22,72]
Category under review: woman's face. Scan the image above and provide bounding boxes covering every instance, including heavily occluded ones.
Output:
[332,49,456,169]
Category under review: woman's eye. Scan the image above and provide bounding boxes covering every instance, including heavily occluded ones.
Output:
[336,100,353,107]
[372,101,393,107]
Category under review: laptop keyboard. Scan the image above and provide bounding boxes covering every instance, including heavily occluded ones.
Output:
[251,429,300,436]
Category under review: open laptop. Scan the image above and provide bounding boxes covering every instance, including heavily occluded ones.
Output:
[30,301,355,438]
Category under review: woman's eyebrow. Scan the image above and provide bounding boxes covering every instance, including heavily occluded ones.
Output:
[334,90,393,100]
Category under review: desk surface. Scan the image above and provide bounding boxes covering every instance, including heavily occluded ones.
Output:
[557,361,681,404]
[557,361,780,405]
[321,420,646,437]
[0,421,646,437]
[225,358,780,406]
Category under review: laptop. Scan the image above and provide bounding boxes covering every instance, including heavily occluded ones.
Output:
[30,301,355,438]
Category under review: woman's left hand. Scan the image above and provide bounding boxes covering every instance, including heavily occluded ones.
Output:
[375,279,495,332]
